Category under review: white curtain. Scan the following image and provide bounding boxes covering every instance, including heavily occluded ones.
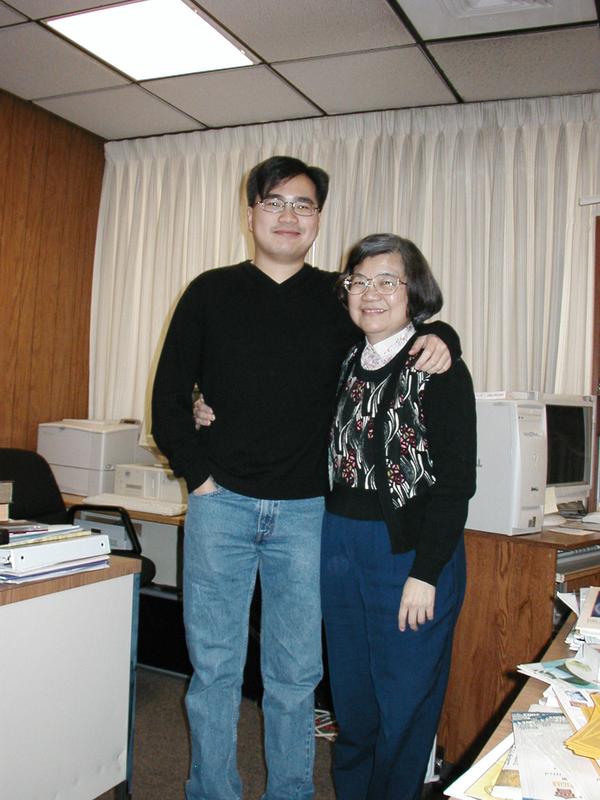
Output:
[89,93,600,425]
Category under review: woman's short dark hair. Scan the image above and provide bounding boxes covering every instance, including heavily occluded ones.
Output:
[337,233,443,324]
[246,156,329,209]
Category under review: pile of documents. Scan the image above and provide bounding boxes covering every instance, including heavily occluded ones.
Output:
[445,587,600,800]
[445,691,600,800]
[0,520,111,584]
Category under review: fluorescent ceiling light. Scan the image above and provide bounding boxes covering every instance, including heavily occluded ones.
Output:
[440,0,552,15]
[47,0,253,81]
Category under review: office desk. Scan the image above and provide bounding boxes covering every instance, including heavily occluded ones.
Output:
[0,556,140,800]
[438,527,600,766]
[63,493,190,672]
[446,614,574,799]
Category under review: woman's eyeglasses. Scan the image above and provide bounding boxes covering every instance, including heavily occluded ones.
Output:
[343,273,406,295]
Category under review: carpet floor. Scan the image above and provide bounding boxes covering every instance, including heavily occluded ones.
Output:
[96,666,447,799]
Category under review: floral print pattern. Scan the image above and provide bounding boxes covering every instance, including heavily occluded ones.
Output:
[329,345,436,507]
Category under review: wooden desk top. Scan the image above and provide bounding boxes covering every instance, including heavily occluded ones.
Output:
[62,493,185,527]
[0,554,140,606]
[466,527,600,551]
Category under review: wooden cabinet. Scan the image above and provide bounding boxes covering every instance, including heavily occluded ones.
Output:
[437,527,600,766]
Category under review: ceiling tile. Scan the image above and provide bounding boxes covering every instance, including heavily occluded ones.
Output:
[143,65,322,127]
[430,26,600,102]
[7,0,126,19]
[395,0,597,39]
[0,0,598,140]
[0,23,128,99]
[275,47,457,115]
[0,2,26,25]
[198,0,414,61]
[35,85,204,139]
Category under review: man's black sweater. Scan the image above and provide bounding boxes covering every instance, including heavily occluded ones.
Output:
[151,261,459,500]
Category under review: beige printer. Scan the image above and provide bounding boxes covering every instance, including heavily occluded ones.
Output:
[37,419,154,495]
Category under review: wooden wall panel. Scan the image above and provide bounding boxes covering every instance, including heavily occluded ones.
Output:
[0,90,105,450]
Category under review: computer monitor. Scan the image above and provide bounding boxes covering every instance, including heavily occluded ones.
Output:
[542,394,596,509]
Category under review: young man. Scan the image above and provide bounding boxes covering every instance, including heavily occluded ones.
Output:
[151,156,457,800]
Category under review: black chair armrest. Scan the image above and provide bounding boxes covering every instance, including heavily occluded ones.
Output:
[67,504,142,556]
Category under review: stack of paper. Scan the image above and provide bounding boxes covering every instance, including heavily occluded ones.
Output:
[558,588,600,649]
[510,709,600,800]
[517,657,600,693]
[446,588,600,799]
[0,534,111,584]
[443,733,515,800]
[488,743,520,799]
[0,520,90,545]
[444,703,600,800]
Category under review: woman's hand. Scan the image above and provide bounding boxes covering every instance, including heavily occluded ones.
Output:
[409,334,450,374]
[194,393,216,429]
[398,577,436,632]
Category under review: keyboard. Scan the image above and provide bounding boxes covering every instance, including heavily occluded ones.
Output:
[84,493,187,517]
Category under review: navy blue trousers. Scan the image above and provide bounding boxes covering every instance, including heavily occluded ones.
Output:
[321,513,466,800]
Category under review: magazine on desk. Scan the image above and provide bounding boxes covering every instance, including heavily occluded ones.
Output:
[577,587,600,637]
[444,709,600,800]
[489,743,520,799]
[443,735,514,800]
[518,657,600,692]
[511,710,600,800]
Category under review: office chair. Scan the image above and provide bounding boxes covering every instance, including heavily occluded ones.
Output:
[0,447,156,586]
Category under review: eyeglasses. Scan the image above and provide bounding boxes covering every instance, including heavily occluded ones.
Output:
[343,273,407,295]
[256,197,320,216]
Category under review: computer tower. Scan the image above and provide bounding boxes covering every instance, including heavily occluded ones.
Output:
[466,398,546,535]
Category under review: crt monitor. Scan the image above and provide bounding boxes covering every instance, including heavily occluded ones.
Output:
[542,394,596,509]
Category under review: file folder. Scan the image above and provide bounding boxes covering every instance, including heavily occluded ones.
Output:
[0,534,110,572]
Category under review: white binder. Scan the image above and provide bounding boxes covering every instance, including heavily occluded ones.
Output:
[0,534,110,572]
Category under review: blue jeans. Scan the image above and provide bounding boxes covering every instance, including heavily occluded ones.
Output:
[183,485,324,800]
[321,513,466,800]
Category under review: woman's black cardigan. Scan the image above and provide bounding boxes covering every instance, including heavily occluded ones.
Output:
[329,334,477,586]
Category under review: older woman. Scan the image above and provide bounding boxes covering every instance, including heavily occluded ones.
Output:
[322,233,476,800]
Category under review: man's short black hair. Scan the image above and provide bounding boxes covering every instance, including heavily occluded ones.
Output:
[246,156,329,209]
[337,233,443,325]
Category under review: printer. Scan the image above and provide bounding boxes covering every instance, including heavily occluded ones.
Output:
[37,419,155,495]
[114,463,187,505]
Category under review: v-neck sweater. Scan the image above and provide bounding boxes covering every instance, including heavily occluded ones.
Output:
[152,260,460,500]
